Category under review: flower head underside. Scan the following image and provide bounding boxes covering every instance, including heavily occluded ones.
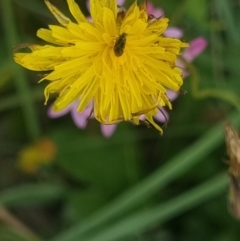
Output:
[14,0,188,133]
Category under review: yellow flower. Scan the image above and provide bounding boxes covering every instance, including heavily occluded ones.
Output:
[18,138,57,174]
[14,0,188,133]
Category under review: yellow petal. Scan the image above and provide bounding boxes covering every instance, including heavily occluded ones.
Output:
[37,28,69,46]
[89,0,103,24]
[44,0,70,26]
[66,0,88,23]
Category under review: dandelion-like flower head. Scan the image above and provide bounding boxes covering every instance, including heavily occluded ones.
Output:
[14,0,188,133]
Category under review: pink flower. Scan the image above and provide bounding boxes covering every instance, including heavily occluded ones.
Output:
[48,1,207,137]
[48,101,117,138]
[179,37,208,77]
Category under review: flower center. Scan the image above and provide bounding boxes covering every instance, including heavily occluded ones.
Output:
[114,33,127,57]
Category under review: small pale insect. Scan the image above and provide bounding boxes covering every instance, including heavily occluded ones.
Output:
[12,43,34,52]
[114,33,127,57]
[224,122,240,219]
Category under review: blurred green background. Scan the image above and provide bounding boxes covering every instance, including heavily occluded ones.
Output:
[1,0,240,240]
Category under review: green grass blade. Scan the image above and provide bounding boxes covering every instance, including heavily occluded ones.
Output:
[0,87,44,112]
[1,0,41,141]
[0,183,65,207]
[215,0,240,44]
[84,173,228,241]
[0,62,13,88]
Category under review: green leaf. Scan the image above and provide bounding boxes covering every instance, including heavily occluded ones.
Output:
[0,183,65,207]
[67,187,110,219]
[50,123,142,194]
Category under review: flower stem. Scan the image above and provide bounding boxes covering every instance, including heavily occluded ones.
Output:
[182,57,240,111]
